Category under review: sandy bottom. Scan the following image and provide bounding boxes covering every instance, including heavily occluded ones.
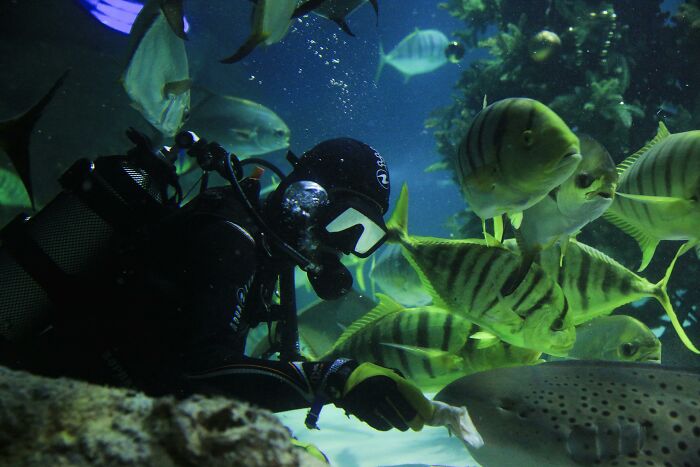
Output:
[277,401,480,467]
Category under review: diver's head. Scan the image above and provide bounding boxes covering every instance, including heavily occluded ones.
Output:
[445,41,465,63]
[265,138,391,299]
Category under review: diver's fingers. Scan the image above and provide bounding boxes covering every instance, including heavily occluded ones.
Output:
[382,397,410,431]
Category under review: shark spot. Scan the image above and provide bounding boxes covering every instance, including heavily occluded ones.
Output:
[669,410,678,418]
[678,441,687,450]
[661,446,670,455]
[673,424,682,433]
[693,426,700,437]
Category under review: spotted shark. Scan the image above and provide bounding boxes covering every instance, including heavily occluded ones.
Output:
[436,360,700,467]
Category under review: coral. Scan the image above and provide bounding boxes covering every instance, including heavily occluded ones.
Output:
[0,365,326,467]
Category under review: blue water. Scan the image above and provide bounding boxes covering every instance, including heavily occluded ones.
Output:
[182,0,475,237]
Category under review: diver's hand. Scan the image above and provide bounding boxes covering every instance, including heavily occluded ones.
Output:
[333,362,434,431]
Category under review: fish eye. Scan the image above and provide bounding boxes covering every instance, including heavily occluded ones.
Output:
[550,317,564,331]
[621,342,639,357]
[274,129,286,138]
[575,172,594,188]
[522,130,534,147]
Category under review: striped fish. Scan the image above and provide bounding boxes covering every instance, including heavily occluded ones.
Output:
[369,243,432,307]
[386,184,576,356]
[603,121,700,271]
[324,294,541,390]
[502,238,699,353]
[565,315,661,363]
[456,98,581,222]
[375,29,454,82]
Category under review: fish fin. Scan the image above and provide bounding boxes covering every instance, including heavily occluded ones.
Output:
[616,121,670,176]
[482,218,501,246]
[558,235,571,267]
[331,293,404,350]
[162,78,192,98]
[332,17,355,37]
[374,41,386,83]
[502,229,536,296]
[483,231,500,247]
[220,31,270,64]
[369,253,377,299]
[233,128,257,139]
[424,161,449,173]
[369,0,379,24]
[380,343,455,360]
[653,241,700,354]
[292,0,328,18]
[350,257,367,292]
[482,94,488,109]
[386,183,410,243]
[493,215,504,243]
[158,0,187,40]
[469,330,499,349]
[602,209,659,271]
[615,192,693,206]
[508,211,523,229]
[0,69,70,210]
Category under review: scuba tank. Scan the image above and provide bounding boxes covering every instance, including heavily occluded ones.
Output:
[0,128,314,363]
[0,129,181,345]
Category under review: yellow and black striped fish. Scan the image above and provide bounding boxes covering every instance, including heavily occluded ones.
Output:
[386,184,576,356]
[503,238,699,353]
[603,122,700,271]
[456,98,581,222]
[324,293,542,390]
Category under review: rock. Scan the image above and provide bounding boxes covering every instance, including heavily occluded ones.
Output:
[0,365,326,466]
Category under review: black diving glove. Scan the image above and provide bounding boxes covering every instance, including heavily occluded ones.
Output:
[321,360,434,432]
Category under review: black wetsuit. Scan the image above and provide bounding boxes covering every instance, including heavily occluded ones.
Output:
[5,184,349,413]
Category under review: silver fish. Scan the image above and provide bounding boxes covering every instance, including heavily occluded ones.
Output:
[122,0,190,137]
[185,94,290,158]
[436,361,700,467]
[375,29,452,82]
[221,0,297,64]
[519,134,618,253]
[370,243,431,307]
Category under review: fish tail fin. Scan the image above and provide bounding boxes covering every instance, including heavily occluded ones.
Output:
[220,31,269,64]
[369,253,377,299]
[654,241,699,354]
[386,183,410,245]
[0,69,70,210]
[374,42,386,83]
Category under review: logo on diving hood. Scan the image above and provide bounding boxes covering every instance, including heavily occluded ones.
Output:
[373,151,389,190]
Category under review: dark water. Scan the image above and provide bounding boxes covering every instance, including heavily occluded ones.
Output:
[1,1,698,465]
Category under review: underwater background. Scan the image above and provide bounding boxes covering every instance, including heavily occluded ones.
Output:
[1,1,700,466]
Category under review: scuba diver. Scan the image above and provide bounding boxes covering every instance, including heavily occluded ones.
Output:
[0,88,433,433]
